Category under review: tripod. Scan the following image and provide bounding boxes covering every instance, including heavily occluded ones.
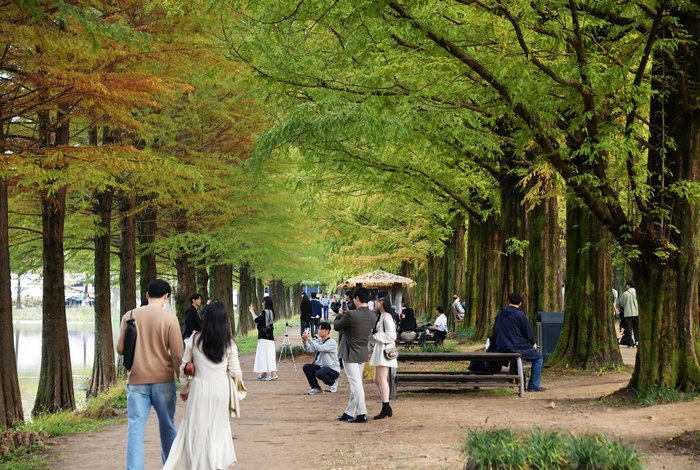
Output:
[277,322,297,371]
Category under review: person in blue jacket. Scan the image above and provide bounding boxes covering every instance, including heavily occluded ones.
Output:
[493,293,546,392]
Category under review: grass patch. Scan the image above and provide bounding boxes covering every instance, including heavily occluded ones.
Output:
[2,381,127,469]
[235,317,301,355]
[276,345,309,358]
[455,326,476,340]
[461,427,644,470]
[418,344,457,353]
[635,385,700,406]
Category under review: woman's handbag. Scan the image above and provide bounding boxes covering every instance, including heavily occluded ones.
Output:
[384,344,399,360]
[184,340,195,376]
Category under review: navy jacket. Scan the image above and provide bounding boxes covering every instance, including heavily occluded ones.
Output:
[493,305,542,361]
[310,299,322,318]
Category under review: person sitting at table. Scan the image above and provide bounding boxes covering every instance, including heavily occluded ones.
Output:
[398,307,417,345]
[426,306,448,345]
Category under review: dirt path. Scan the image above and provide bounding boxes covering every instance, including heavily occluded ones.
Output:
[49,329,699,469]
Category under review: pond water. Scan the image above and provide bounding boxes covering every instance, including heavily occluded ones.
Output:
[13,320,120,419]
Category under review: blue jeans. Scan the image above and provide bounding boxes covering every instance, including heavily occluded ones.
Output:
[126,382,177,470]
[528,357,544,389]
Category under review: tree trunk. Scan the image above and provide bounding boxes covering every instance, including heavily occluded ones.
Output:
[173,212,195,329]
[629,13,700,390]
[499,174,530,318]
[15,275,21,309]
[291,283,302,318]
[89,189,117,397]
[34,186,75,415]
[197,266,209,303]
[237,263,253,335]
[117,192,137,377]
[468,214,502,341]
[255,277,264,310]
[527,189,563,316]
[269,279,285,319]
[548,199,622,368]
[0,179,24,426]
[211,264,235,336]
[136,197,157,307]
[401,260,415,310]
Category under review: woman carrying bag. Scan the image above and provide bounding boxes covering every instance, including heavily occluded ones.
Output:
[369,290,398,420]
[164,302,242,470]
[250,296,278,381]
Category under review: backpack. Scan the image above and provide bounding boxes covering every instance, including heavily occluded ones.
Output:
[123,310,137,370]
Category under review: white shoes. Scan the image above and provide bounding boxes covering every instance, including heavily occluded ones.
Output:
[329,381,338,393]
[266,373,279,381]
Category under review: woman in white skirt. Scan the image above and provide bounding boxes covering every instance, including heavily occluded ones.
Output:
[250,296,278,380]
[369,290,397,419]
[164,301,241,470]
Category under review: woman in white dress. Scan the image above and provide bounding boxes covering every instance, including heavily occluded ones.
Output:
[369,290,398,420]
[250,296,278,380]
[164,302,241,470]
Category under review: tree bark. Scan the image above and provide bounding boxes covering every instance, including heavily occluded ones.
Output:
[211,264,235,336]
[34,185,75,415]
[0,179,24,426]
[197,266,209,303]
[629,13,700,390]
[88,189,116,397]
[468,214,502,341]
[119,192,137,316]
[237,263,253,334]
[527,189,563,316]
[174,212,195,329]
[136,197,157,307]
[548,199,621,368]
[15,275,21,309]
[117,192,137,377]
[499,174,530,318]
[401,260,415,311]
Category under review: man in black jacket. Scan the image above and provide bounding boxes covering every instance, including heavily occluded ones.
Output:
[493,293,546,392]
[182,293,202,340]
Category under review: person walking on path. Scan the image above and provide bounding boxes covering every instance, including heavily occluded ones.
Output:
[250,296,278,381]
[116,279,184,470]
[369,291,397,420]
[334,286,376,423]
[164,302,243,470]
[617,280,639,348]
[182,293,202,340]
[493,292,546,392]
[310,292,322,337]
[300,293,312,338]
[321,293,330,320]
[301,321,340,394]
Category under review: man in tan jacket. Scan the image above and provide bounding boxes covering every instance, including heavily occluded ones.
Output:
[117,279,183,470]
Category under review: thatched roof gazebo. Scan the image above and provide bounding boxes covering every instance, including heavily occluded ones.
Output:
[338,270,415,312]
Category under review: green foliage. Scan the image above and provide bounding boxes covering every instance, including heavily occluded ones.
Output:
[418,344,457,353]
[461,428,644,470]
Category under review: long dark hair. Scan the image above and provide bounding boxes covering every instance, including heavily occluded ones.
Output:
[376,290,392,313]
[301,292,310,306]
[196,302,232,363]
[263,295,274,312]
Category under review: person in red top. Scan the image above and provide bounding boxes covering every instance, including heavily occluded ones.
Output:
[117,279,184,470]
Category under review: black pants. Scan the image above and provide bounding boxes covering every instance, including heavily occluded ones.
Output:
[625,316,639,345]
[310,317,320,337]
[303,363,339,388]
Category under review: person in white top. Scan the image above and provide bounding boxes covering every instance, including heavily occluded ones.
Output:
[369,291,397,420]
[427,306,448,345]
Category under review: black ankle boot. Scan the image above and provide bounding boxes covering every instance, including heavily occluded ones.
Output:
[373,402,393,420]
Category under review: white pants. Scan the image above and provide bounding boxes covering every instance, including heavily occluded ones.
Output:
[343,362,366,416]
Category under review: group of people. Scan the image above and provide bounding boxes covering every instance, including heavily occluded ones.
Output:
[116,278,557,469]
[300,287,397,422]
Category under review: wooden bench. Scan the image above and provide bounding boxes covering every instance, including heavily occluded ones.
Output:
[389,352,525,399]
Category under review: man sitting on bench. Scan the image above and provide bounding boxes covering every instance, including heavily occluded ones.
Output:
[426,306,448,345]
[493,293,546,392]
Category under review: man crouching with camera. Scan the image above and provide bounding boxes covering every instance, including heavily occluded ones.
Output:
[302,322,340,395]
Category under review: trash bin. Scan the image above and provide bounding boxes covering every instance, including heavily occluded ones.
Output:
[536,312,564,360]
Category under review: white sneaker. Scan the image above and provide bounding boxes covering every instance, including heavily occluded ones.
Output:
[255,374,266,380]
[266,373,279,381]
[329,381,338,393]
[307,387,322,395]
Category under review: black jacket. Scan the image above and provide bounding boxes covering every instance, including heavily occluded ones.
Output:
[493,305,542,361]
[182,305,202,340]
